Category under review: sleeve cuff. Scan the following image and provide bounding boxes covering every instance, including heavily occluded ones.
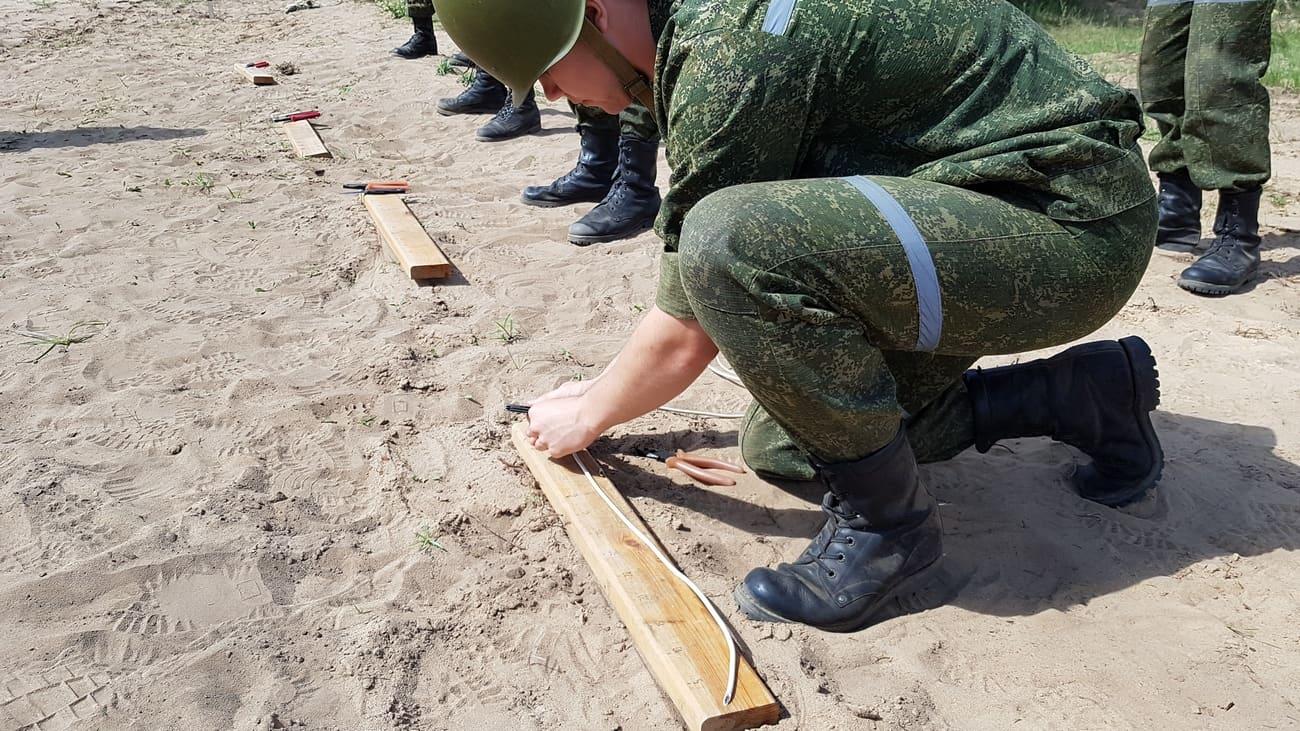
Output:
[655,251,697,321]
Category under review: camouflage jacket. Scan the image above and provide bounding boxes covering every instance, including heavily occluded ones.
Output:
[649,0,1153,319]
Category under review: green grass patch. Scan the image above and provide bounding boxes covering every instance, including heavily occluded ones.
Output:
[373,0,407,19]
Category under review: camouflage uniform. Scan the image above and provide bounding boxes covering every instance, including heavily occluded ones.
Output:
[647,0,1157,474]
[1140,0,1274,192]
[405,0,433,20]
[572,102,661,144]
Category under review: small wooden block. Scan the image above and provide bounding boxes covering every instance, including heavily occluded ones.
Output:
[237,64,276,85]
[363,195,452,280]
[511,424,781,731]
[281,120,331,159]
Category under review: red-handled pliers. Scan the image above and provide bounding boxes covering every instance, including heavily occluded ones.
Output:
[641,449,746,486]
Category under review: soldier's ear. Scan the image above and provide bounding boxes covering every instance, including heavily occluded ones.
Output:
[584,0,607,31]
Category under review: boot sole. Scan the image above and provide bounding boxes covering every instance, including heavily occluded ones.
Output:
[436,106,503,117]
[519,194,608,209]
[732,556,945,633]
[475,123,542,142]
[1154,244,1203,258]
[1080,336,1164,508]
[1176,277,1249,297]
[569,218,656,246]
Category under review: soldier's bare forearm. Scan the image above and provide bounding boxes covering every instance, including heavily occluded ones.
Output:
[583,307,718,432]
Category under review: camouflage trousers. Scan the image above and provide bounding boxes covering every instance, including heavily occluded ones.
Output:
[1139,0,1274,192]
[571,102,660,144]
[406,0,433,20]
[677,175,1157,479]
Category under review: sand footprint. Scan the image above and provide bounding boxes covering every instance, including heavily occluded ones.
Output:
[112,563,277,637]
[0,659,114,730]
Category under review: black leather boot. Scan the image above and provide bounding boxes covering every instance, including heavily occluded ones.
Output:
[436,70,508,116]
[568,136,661,245]
[475,90,541,142]
[1154,170,1204,255]
[392,16,437,59]
[520,124,618,207]
[449,51,474,68]
[963,336,1163,507]
[734,429,944,632]
[1178,188,1263,296]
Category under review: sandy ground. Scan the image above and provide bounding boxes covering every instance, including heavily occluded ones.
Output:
[1,1,1299,729]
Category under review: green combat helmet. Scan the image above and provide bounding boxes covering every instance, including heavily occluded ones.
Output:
[432,0,654,112]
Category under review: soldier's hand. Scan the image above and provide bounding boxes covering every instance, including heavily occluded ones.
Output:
[525,395,604,459]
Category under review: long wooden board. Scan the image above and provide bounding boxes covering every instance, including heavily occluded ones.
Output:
[237,64,276,85]
[511,423,781,731]
[363,194,451,280]
[282,120,331,159]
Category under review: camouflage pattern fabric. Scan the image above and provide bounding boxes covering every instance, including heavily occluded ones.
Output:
[647,0,1153,322]
[680,176,1156,464]
[572,102,661,144]
[741,352,979,480]
[406,0,433,20]
[1139,0,1274,192]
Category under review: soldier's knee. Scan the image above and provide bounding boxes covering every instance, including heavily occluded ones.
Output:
[678,186,773,299]
[740,402,817,482]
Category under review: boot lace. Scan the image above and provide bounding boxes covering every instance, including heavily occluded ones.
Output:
[489,99,515,123]
[801,495,861,579]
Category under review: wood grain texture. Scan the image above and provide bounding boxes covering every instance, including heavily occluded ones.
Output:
[510,423,781,731]
[281,120,331,159]
[363,194,451,280]
[237,64,276,85]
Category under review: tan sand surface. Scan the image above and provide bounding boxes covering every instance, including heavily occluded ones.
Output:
[1,1,1298,729]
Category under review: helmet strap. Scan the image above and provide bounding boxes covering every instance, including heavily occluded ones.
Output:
[578,19,656,114]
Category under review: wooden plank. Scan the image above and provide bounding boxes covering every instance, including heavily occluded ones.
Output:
[237,64,276,85]
[281,120,331,159]
[510,423,781,731]
[363,194,452,280]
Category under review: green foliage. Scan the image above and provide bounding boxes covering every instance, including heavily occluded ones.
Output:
[374,0,407,19]
[14,320,107,363]
[415,526,447,555]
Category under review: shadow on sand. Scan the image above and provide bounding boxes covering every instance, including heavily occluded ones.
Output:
[0,126,205,153]
[594,409,1299,620]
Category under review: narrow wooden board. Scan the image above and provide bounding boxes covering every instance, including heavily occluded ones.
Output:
[363,194,452,280]
[282,120,331,159]
[237,64,276,85]
[511,423,781,731]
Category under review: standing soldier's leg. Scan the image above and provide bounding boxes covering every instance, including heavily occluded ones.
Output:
[1178,0,1274,295]
[437,67,508,116]
[393,0,438,59]
[522,104,620,207]
[474,86,541,142]
[568,102,662,245]
[677,177,1161,630]
[1140,0,1202,254]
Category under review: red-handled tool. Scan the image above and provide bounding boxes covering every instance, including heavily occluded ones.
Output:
[272,110,321,123]
[245,60,271,68]
[342,181,410,195]
[641,449,746,486]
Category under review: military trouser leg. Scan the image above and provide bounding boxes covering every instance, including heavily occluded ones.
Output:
[740,351,976,480]
[571,102,661,144]
[1140,0,1273,191]
[405,0,433,20]
[680,176,1155,466]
